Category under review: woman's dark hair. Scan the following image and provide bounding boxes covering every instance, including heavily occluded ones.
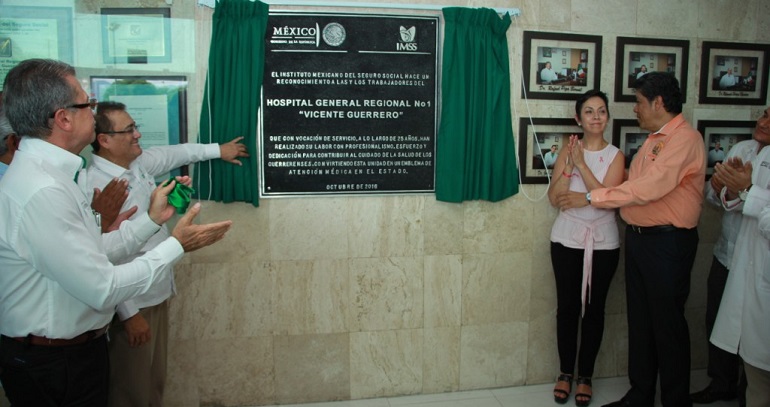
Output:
[575,89,610,119]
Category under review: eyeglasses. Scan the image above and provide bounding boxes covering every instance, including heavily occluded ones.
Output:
[103,124,141,135]
[49,98,98,118]
[68,99,98,111]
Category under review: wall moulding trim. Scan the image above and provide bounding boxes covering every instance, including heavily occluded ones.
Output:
[198,0,521,16]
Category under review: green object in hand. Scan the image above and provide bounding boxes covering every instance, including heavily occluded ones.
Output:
[163,177,195,214]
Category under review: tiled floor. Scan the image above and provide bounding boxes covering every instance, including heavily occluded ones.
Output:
[260,370,740,407]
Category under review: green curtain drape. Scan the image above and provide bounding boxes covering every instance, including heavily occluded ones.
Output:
[435,8,519,203]
[194,0,268,207]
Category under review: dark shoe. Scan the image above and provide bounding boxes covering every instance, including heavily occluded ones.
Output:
[554,373,573,404]
[601,399,631,407]
[575,377,592,406]
[689,386,737,404]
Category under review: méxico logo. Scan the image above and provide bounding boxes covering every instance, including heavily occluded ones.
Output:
[322,22,346,47]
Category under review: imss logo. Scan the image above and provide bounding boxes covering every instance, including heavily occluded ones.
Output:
[397,26,417,51]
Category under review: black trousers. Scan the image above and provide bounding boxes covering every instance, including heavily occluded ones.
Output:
[551,242,619,377]
[624,226,698,407]
[704,256,740,392]
[0,334,109,407]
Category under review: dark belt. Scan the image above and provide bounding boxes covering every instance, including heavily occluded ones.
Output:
[627,224,679,234]
[9,325,109,347]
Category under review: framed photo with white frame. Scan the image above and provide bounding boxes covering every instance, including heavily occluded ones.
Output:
[101,7,172,64]
[696,119,755,178]
[614,37,689,103]
[518,118,582,184]
[611,119,648,169]
[699,41,770,105]
[522,31,602,101]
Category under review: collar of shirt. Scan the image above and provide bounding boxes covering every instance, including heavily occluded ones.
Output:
[90,154,134,178]
[20,137,84,180]
[650,113,685,137]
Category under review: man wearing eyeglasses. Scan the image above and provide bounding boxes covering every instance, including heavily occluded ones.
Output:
[0,58,233,406]
[86,100,248,407]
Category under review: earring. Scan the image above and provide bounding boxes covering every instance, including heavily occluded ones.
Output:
[578,123,582,127]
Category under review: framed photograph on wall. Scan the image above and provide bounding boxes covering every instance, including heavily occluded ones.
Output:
[90,75,188,178]
[611,119,647,169]
[522,31,602,101]
[699,41,770,105]
[518,118,582,184]
[697,120,755,177]
[101,7,172,64]
[614,37,689,103]
[0,5,74,83]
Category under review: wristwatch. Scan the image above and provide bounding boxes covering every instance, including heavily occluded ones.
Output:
[738,185,752,201]
[585,192,592,204]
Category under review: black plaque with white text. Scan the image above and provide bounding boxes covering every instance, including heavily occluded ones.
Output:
[261,12,438,196]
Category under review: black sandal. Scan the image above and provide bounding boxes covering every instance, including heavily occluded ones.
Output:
[553,373,572,404]
[575,376,592,406]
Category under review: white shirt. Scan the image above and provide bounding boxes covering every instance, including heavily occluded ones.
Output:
[0,138,184,339]
[704,140,760,267]
[543,151,558,168]
[87,143,220,320]
[711,145,770,371]
[551,144,621,251]
[719,73,737,89]
[540,67,559,82]
[708,148,726,165]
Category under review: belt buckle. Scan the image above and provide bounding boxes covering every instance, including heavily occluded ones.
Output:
[632,225,642,234]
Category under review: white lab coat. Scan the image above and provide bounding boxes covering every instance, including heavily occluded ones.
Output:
[711,145,770,371]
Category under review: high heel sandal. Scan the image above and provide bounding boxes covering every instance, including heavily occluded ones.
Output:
[575,376,592,406]
[553,373,572,404]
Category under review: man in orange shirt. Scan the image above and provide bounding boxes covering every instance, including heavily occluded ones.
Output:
[557,72,705,407]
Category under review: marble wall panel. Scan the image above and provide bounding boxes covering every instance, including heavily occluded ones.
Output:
[179,262,275,340]
[424,255,463,328]
[423,199,464,255]
[760,1,770,42]
[525,312,558,384]
[273,259,350,335]
[196,337,274,406]
[571,0,637,35]
[348,196,425,258]
[422,327,462,393]
[459,322,529,390]
[534,0,571,32]
[274,333,351,404]
[636,0,700,38]
[350,257,424,331]
[269,198,349,260]
[164,339,199,407]
[697,0,758,41]
[463,196,534,255]
[350,330,424,399]
[188,201,271,264]
[462,252,532,325]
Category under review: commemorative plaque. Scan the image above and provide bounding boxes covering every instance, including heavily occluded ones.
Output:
[261,12,439,196]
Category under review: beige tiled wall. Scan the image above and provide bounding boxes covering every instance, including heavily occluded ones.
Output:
[1,0,768,406]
